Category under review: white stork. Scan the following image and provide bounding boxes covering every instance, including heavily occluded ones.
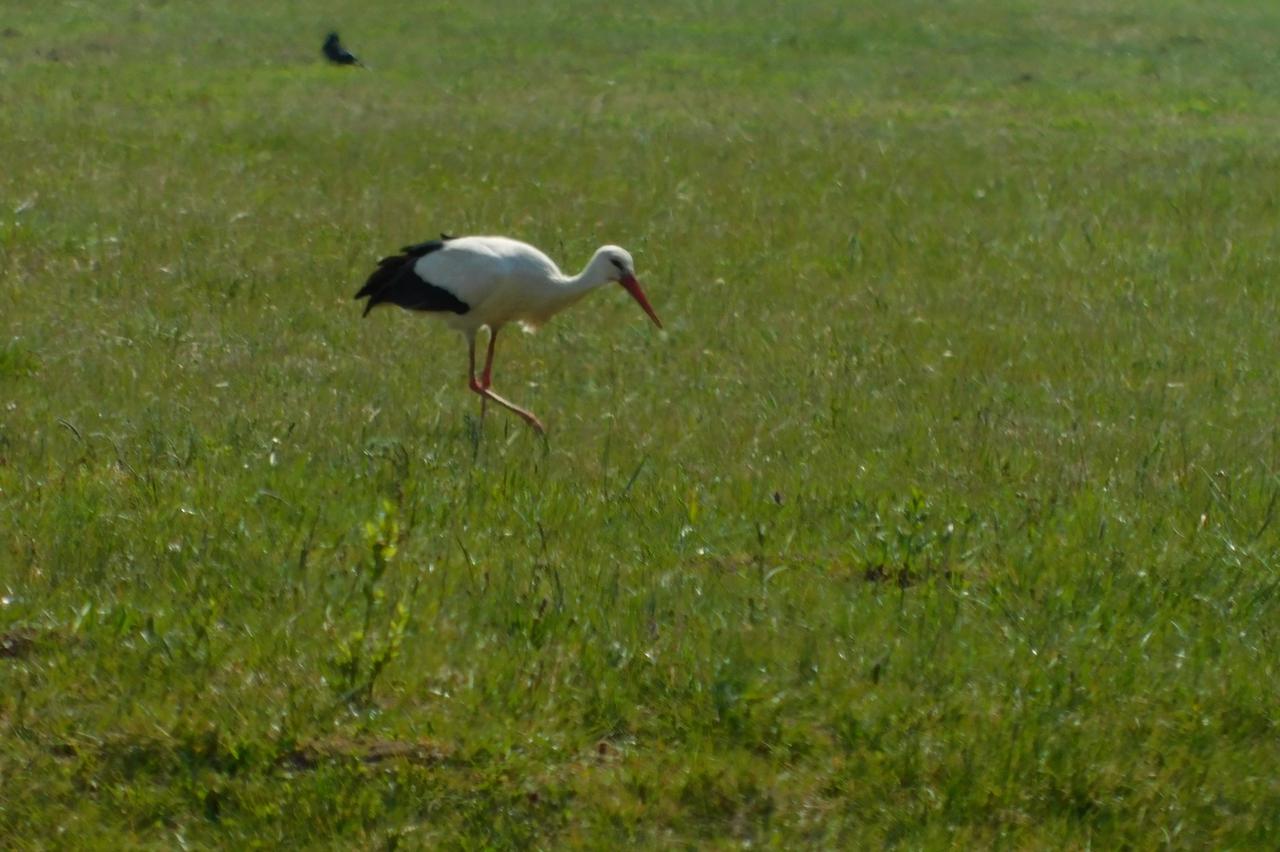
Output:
[354,234,663,433]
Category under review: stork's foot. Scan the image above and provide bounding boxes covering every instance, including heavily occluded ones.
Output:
[469,380,545,434]
[516,409,547,435]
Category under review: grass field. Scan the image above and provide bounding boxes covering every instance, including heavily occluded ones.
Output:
[3,0,1280,846]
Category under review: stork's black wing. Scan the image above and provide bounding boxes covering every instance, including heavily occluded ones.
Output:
[354,239,470,317]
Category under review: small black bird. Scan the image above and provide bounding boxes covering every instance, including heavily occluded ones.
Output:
[322,32,363,67]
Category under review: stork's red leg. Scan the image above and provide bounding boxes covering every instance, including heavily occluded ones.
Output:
[480,328,498,390]
[467,334,488,422]
[466,328,545,433]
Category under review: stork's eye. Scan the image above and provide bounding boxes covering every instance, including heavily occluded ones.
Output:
[610,257,624,271]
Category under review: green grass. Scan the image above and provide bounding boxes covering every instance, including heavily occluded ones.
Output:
[3,0,1279,846]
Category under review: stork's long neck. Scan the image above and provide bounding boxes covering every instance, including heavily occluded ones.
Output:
[551,251,614,304]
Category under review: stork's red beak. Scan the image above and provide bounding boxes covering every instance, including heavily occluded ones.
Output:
[620,274,663,329]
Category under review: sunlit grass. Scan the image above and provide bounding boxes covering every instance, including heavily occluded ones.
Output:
[2,0,1278,846]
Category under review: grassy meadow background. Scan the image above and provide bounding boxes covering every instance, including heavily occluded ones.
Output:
[3,0,1280,845]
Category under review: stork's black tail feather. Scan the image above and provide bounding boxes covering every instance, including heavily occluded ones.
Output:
[354,236,469,317]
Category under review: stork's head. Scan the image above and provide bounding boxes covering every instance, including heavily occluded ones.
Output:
[596,245,662,329]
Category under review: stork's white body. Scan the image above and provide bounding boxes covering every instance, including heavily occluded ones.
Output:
[415,236,595,334]
[355,234,663,433]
